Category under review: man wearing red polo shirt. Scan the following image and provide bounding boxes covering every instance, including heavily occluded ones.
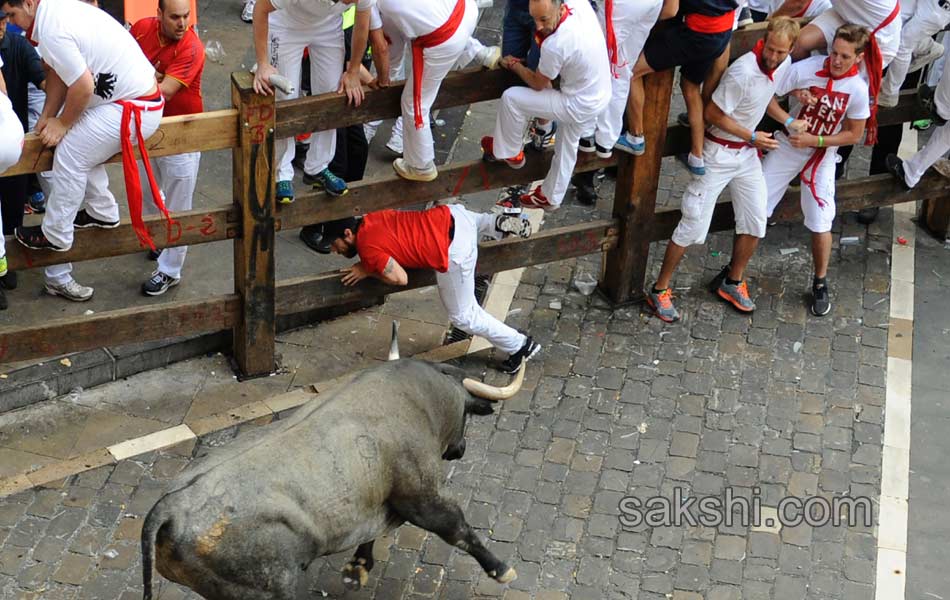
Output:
[131,0,205,296]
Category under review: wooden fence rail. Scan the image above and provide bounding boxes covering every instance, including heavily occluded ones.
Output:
[0,20,946,373]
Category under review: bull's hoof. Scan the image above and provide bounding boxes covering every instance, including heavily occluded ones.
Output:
[341,559,370,591]
[489,565,517,584]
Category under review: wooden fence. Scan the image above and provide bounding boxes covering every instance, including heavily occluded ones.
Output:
[0,22,946,376]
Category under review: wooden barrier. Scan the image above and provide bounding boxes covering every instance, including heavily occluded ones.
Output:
[0,20,946,373]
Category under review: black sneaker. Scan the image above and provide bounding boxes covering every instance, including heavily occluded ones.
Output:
[73,209,119,229]
[494,214,532,238]
[707,264,730,293]
[0,271,16,290]
[856,207,880,225]
[572,172,597,206]
[299,225,332,254]
[142,270,180,296]
[147,249,161,261]
[885,154,911,190]
[578,136,596,153]
[15,226,68,251]
[811,283,832,317]
[0,287,6,310]
[677,112,690,128]
[500,336,541,374]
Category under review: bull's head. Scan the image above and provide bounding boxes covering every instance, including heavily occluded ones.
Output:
[387,320,526,401]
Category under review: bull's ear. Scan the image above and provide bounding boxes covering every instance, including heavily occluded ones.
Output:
[465,396,494,416]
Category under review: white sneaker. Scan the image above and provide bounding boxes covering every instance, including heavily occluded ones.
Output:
[364,120,382,144]
[475,45,501,70]
[241,0,254,22]
[45,279,94,302]
[910,39,944,74]
[386,118,404,154]
[393,158,437,182]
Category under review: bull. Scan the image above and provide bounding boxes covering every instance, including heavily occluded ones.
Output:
[141,323,524,599]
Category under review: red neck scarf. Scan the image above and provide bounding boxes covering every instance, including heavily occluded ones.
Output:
[534,4,572,48]
[865,1,901,145]
[815,57,860,87]
[605,0,620,77]
[752,39,776,81]
[24,0,40,47]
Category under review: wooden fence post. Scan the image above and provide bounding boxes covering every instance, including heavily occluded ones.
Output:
[231,72,277,377]
[922,198,950,240]
[601,69,675,305]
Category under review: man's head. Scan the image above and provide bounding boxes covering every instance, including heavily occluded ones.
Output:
[323,217,361,259]
[528,0,564,38]
[759,16,799,72]
[158,0,190,41]
[0,11,8,42]
[830,24,869,77]
[0,0,37,32]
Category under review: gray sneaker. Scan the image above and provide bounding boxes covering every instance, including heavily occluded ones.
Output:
[495,214,532,238]
[45,279,94,302]
[717,279,755,312]
[646,288,679,323]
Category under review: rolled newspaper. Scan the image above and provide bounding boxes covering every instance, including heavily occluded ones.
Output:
[268,74,295,95]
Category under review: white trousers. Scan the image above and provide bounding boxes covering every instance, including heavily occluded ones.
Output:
[593,0,662,148]
[0,107,26,260]
[904,122,950,186]
[438,205,526,354]
[762,135,837,233]
[812,7,901,67]
[672,142,768,247]
[493,86,593,206]
[399,0,478,168]
[881,0,950,99]
[44,101,162,285]
[269,16,344,181]
[142,152,201,279]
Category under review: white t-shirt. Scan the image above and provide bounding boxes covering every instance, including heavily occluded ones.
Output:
[366,0,463,39]
[776,55,870,139]
[536,3,611,122]
[0,55,13,118]
[709,51,792,142]
[769,0,830,17]
[270,0,370,28]
[833,0,898,29]
[32,0,155,107]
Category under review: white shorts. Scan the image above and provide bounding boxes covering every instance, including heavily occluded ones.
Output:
[811,7,901,67]
[762,135,837,233]
[671,141,768,247]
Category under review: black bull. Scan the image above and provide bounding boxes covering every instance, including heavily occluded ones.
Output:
[141,359,518,599]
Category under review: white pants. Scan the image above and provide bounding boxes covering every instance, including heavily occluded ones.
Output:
[905,62,950,184]
[43,101,162,285]
[269,16,344,181]
[762,135,837,233]
[493,87,595,206]
[142,152,201,279]
[672,142,768,247]
[881,0,950,100]
[398,0,478,168]
[438,205,526,354]
[0,107,26,260]
[812,7,901,67]
[593,0,662,149]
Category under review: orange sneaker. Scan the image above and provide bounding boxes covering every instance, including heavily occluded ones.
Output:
[481,136,526,169]
[717,279,756,312]
[646,288,679,322]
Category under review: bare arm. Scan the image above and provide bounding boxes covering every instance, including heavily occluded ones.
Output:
[659,0,679,20]
[789,117,865,149]
[252,0,279,95]
[158,76,184,101]
[39,67,68,123]
[340,257,409,286]
[368,26,390,87]
[705,100,779,151]
[770,0,808,17]
[504,59,551,91]
[36,69,93,147]
[339,9,372,105]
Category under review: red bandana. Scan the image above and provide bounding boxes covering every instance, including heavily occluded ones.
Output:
[752,39,776,81]
[863,1,901,145]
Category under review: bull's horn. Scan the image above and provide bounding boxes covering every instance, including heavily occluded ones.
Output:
[462,361,525,401]
[388,321,400,361]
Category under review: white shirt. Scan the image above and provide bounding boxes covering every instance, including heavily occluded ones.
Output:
[833,0,899,29]
[769,0,830,17]
[270,0,370,27]
[367,0,463,39]
[536,3,611,122]
[32,0,155,107]
[0,55,13,120]
[776,55,870,139]
[709,51,792,142]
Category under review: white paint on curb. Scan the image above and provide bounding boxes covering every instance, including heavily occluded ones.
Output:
[108,424,196,462]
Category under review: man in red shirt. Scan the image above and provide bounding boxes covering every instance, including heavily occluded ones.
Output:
[131,0,204,295]
[324,205,541,374]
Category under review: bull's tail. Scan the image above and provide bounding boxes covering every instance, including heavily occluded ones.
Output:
[141,496,170,600]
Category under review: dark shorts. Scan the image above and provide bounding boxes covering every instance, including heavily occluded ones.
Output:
[642,20,733,84]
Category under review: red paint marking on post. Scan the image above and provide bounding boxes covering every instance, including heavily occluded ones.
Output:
[479,163,490,191]
[452,166,470,196]
[200,215,217,236]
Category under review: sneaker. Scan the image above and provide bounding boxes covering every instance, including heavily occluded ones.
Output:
[73,209,119,229]
[393,158,438,182]
[910,39,944,74]
[717,279,756,312]
[303,168,349,197]
[386,121,404,155]
[707,264,729,293]
[276,180,295,204]
[646,288,679,323]
[475,45,501,70]
[677,112,690,128]
[856,207,880,225]
[578,137,596,153]
[0,271,18,290]
[529,120,557,152]
[142,270,180,296]
[737,6,753,27]
[45,279,93,302]
[241,0,254,22]
[0,256,6,278]
[481,136,526,169]
[500,335,541,374]
[299,225,332,254]
[594,143,612,159]
[495,186,526,212]
[811,283,831,317]
[495,214,532,238]
[147,249,161,261]
[519,187,558,212]
[615,134,645,156]
[571,172,597,206]
[0,288,6,311]
[676,153,706,176]
[15,226,68,252]
[25,191,46,214]
[885,154,911,190]
[911,118,934,131]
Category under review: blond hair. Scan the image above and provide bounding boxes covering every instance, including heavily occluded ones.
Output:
[766,16,801,46]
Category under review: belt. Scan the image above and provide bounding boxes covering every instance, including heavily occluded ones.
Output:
[449,215,455,241]
[683,10,735,34]
[705,131,752,150]
[411,0,465,129]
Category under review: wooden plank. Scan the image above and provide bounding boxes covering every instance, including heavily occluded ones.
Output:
[601,69,674,305]
[276,219,619,315]
[650,171,950,241]
[1,109,239,178]
[4,206,237,270]
[231,72,277,377]
[0,295,238,365]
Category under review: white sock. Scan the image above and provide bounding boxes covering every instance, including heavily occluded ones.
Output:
[687,153,704,168]
[535,120,552,134]
[625,132,644,145]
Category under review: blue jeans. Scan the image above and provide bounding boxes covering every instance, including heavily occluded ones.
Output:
[503,0,540,69]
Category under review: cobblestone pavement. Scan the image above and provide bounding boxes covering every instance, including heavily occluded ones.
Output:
[0,175,891,598]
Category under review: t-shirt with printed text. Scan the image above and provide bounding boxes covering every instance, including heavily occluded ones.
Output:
[775,54,870,139]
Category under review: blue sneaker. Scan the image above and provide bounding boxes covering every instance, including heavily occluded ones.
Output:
[26,191,46,214]
[276,180,295,204]
[676,153,706,177]
[304,168,348,197]
[614,134,645,156]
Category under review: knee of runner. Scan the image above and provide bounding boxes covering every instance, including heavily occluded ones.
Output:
[447,304,481,331]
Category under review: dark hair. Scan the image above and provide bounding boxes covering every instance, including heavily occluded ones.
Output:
[0,0,26,8]
[834,24,870,55]
[158,0,165,10]
[321,216,361,243]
